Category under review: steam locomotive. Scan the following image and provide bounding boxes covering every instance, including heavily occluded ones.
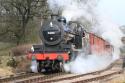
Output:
[27,15,85,72]
[27,15,113,72]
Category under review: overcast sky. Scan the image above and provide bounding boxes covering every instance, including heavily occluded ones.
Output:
[98,0,125,26]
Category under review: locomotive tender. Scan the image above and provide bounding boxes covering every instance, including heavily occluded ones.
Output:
[27,15,113,72]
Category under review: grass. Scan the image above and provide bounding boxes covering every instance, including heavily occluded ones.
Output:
[0,41,32,74]
[0,42,16,67]
[0,47,14,76]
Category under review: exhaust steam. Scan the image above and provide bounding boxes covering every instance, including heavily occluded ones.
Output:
[47,0,124,74]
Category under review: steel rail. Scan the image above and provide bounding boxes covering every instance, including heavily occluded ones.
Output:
[40,70,122,83]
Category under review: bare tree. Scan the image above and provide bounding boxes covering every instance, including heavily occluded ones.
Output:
[0,0,49,45]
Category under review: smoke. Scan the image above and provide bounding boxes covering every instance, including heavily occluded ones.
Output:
[47,0,124,74]
[30,59,38,73]
[64,54,112,74]
[93,14,124,60]
[47,0,98,23]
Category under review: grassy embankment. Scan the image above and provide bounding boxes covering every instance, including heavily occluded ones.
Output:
[0,21,41,76]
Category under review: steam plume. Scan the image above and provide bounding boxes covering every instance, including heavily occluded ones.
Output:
[47,0,124,74]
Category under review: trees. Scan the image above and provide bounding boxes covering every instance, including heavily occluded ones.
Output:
[0,0,50,45]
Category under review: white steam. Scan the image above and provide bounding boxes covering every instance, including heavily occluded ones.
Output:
[64,54,112,74]
[48,0,98,23]
[30,60,38,73]
[93,14,124,60]
[47,0,124,74]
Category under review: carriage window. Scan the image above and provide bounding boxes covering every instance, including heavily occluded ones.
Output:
[105,45,111,48]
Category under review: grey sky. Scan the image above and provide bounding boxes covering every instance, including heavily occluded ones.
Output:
[98,0,125,25]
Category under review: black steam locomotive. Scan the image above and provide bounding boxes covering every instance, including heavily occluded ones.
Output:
[28,15,85,72]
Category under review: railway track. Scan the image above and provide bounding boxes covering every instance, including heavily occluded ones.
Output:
[1,68,122,83]
[0,72,68,83]
[0,72,42,83]
[0,59,123,83]
[39,68,122,83]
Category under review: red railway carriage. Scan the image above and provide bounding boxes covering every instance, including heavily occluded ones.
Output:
[89,33,113,55]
